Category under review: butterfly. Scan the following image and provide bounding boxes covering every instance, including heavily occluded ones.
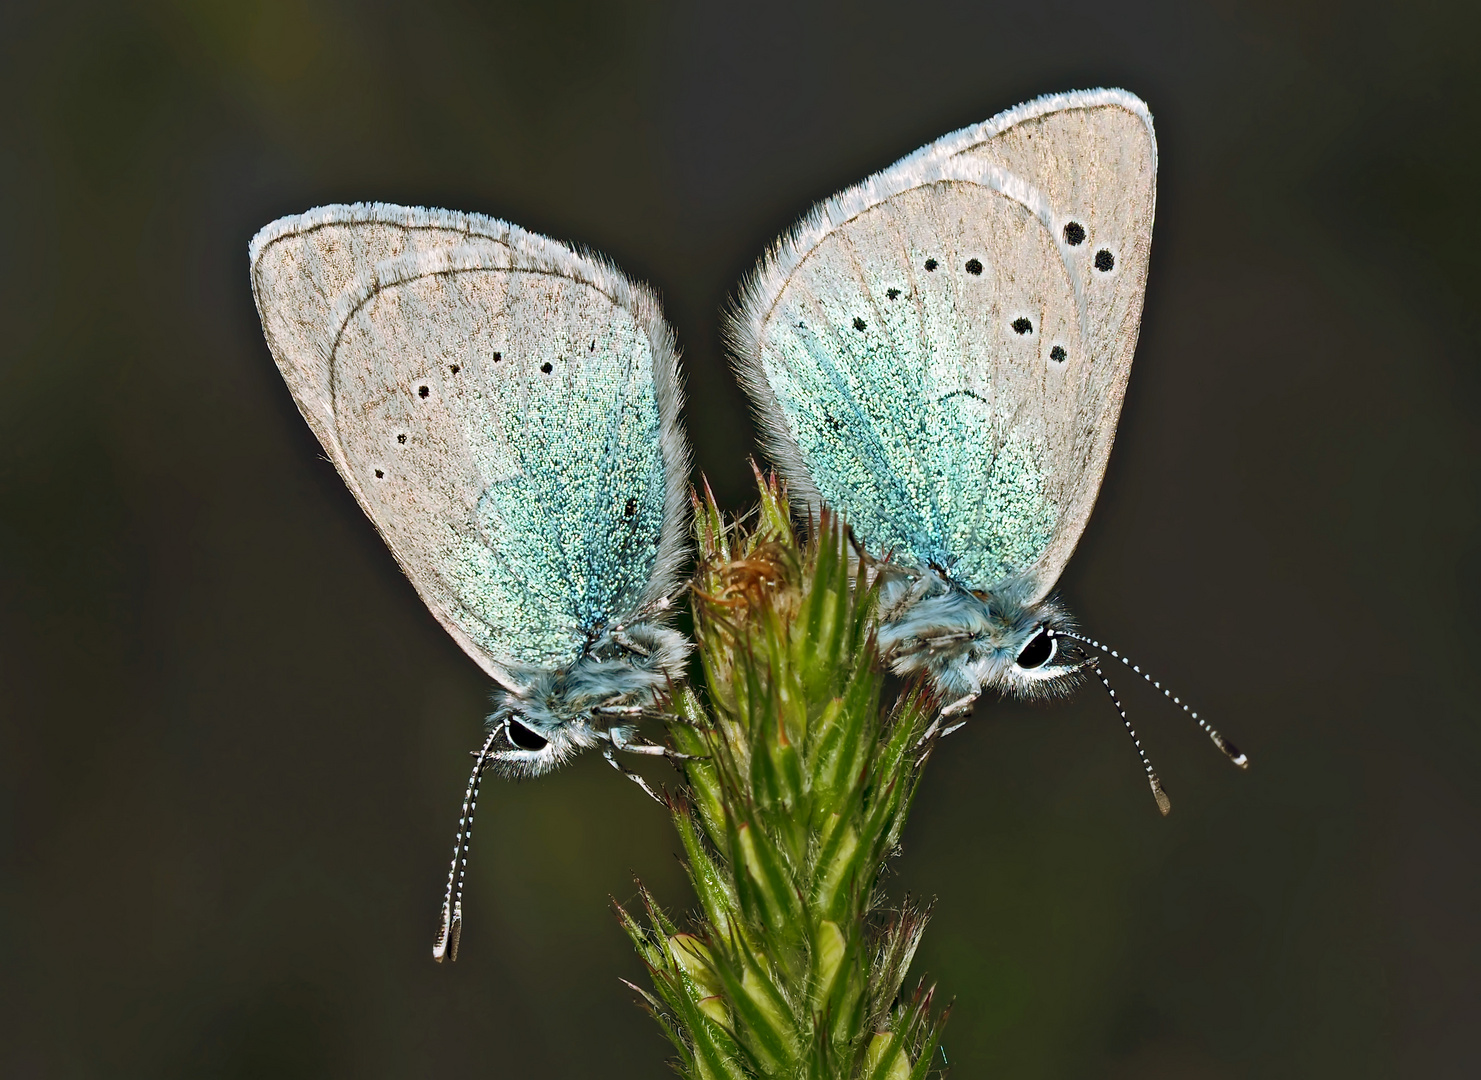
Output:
[249,204,692,960]
[728,88,1247,813]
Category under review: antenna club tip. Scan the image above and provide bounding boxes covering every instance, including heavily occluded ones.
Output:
[433,907,462,963]
[1214,735,1251,769]
[1150,777,1172,816]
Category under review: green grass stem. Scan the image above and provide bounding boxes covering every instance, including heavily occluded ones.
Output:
[618,472,950,1079]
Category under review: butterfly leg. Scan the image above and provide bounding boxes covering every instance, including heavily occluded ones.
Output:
[591,703,699,758]
[602,746,665,804]
[611,631,651,657]
[609,725,701,763]
[919,632,974,651]
[940,692,979,719]
[591,702,646,717]
[877,574,934,624]
[911,689,978,753]
[914,715,943,750]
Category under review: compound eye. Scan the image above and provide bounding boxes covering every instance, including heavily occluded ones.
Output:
[1015,628,1056,670]
[506,717,550,752]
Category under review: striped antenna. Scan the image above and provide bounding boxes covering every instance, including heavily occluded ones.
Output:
[1056,630,1249,769]
[1088,661,1171,815]
[433,726,500,963]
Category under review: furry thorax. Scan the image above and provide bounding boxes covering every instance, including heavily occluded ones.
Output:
[482,621,691,778]
[874,564,1084,703]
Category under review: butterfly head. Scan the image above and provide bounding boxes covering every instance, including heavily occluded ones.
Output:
[482,621,690,778]
[877,571,1083,702]
[983,614,1084,697]
[484,698,594,779]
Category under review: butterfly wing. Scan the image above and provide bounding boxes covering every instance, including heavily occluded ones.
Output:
[251,205,690,689]
[730,89,1156,603]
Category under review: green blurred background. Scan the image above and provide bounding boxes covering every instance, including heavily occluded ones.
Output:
[2,0,1478,1076]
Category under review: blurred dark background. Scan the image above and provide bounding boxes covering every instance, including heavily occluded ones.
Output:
[2,1,1478,1076]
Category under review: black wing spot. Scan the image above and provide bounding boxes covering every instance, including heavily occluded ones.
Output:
[374,469,384,479]
[492,351,502,362]
[624,497,637,517]
[396,433,407,444]
[1049,345,1067,363]
[449,364,460,374]
[590,340,596,352]
[924,258,937,271]
[853,316,867,331]
[418,385,429,398]
[886,288,900,300]
[1011,317,1033,335]
[965,258,983,275]
[1094,249,1115,272]
[540,362,554,374]
[1063,221,1086,246]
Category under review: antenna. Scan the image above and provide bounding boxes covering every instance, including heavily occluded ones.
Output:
[433,726,500,963]
[1089,661,1171,815]
[1056,630,1249,769]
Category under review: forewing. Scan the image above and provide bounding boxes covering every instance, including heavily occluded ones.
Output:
[251,208,690,686]
[732,89,1156,602]
[250,204,513,467]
